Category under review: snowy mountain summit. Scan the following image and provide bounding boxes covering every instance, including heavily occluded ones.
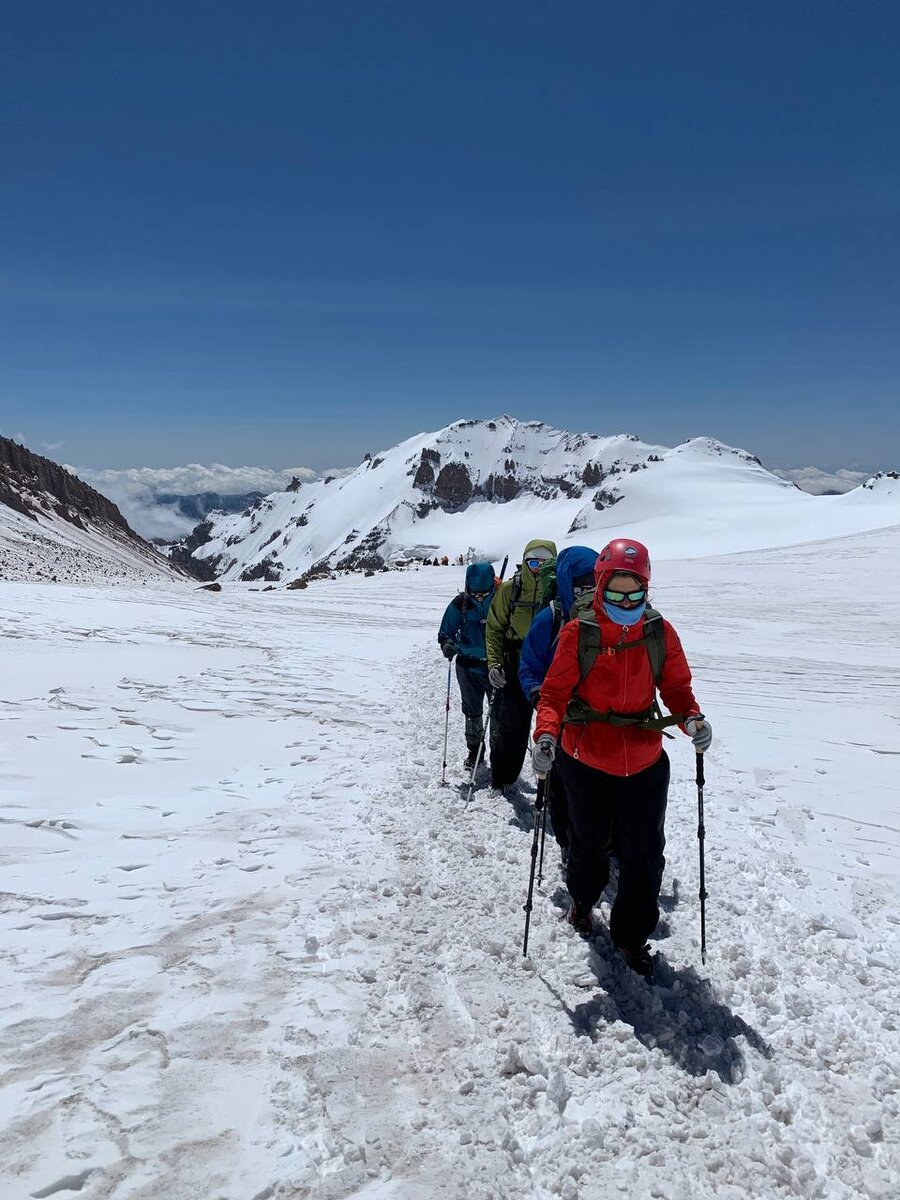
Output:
[179,416,900,583]
[0,437,184,584]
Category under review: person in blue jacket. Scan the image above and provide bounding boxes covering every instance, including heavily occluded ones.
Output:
[438,562,498,770]
[519,545,599,860]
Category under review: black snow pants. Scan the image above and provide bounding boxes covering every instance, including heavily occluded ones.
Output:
[489,653,533,789]
[546,764,569,849]
[556,748,669,949]
[455,659,490,752]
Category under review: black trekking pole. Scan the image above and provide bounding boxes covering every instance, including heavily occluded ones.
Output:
[440,661,452,786]
[696,751,708,964]
[522,775,547,956]
[464,553,509,804]
[536,767,550,886]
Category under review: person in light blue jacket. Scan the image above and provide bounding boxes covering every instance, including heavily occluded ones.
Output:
[438,562,497,770]
[519,545,599,859]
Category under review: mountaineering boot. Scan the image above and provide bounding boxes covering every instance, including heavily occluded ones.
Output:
[620,943,655,979]
[463,740,484,771]
[567,901,594,939]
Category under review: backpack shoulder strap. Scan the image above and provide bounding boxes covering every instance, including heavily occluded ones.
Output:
[498,571,524,647]
[550,599,564,645]
[643,606,666,686]
[576,616,603,683]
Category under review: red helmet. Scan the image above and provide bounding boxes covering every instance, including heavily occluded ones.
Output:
[595,538,651,588]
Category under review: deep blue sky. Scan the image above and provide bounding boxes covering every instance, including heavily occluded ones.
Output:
[1,1,898,470]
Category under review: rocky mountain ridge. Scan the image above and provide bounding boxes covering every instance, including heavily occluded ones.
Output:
[0,437,134,532]
[0,437,186,584]
[171,416,897,586]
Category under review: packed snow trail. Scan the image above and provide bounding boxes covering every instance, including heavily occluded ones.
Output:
[1,528,899,1198]
[361,650,898,1199]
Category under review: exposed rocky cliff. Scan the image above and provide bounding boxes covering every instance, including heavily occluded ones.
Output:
[0,437,135,532]
[0,437,186,584]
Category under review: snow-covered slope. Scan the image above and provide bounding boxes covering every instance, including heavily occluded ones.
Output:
[0,438,185,585]
[2,524,898,1197]
[182,417,900,582]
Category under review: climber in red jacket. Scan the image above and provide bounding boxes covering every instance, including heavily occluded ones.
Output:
[532,538,712,977]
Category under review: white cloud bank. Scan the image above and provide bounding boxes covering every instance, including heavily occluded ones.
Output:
[772,466,870,495]
[70,463,320,495]
[68,464,323,541]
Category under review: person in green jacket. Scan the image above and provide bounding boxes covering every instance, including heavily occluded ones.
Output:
[486,537,557,789]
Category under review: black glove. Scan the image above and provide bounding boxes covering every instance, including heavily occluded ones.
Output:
[529,688,541,707]
[441,642,456,660]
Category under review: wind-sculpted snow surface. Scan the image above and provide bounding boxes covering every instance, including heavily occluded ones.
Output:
[1,529,898,1198]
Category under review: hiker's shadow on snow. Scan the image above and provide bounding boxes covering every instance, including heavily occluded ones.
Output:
[502,787,535,833]
[658,877,680,913]
[544,922,772,1084]
[596,869,677,939]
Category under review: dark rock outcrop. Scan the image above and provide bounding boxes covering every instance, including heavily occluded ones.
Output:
[413,447,440,488]
[239,556,282,583]
[434,463,473,508]
[414,458,435,487]
[481,472,521,502]
[0,436,137,533]
[593,488,623,511]
[863,470,899,489]
[335,526,386,572]
[539,476,581,498]
[0,436,185,581]
[169,520,222,580]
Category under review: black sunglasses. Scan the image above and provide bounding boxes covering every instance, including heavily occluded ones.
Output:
[468,589,491,600]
